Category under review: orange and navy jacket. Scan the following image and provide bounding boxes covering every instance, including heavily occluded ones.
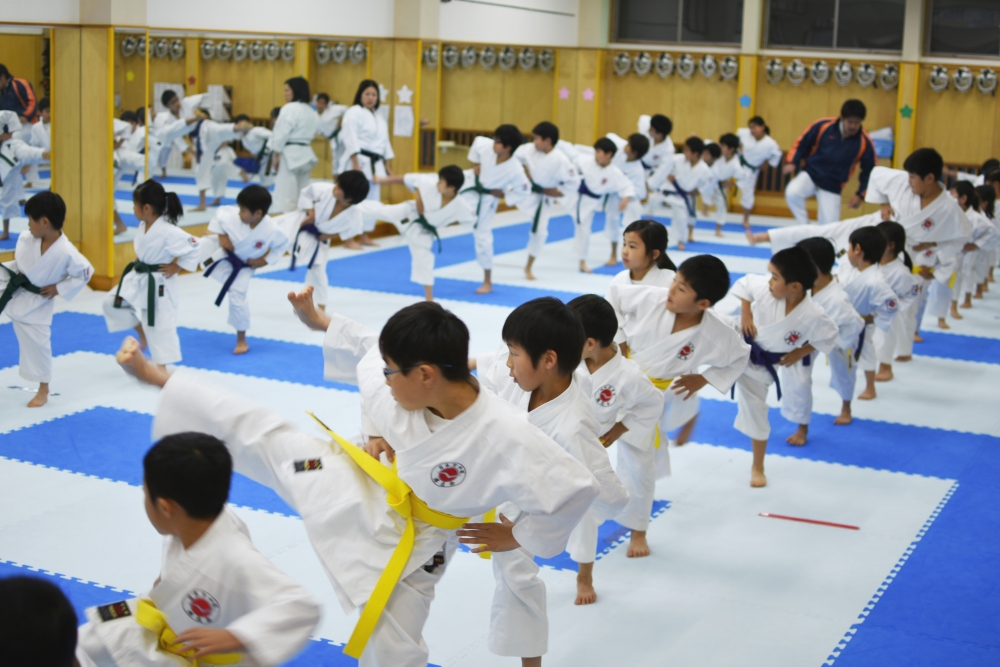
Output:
[787,117,876,197]
[0,77,37,122]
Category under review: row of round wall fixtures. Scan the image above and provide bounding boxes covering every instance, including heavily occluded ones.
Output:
[929,66,996,94]
[612,52,738,80]
[120,36,184,60]
[423,45,555,71]
[765,59,895,89]
[315,42,369,65]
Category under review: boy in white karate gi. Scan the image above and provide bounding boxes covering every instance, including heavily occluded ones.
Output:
[648,136,715,251]
[1,111,49,241]
[23,97,50,188]
[191,116,254,211]
[514,121,580,280]
[573,138,635,274]
[949,183,998,312]
[0,576,79,667]
[202,185,289,354]
[0,192,93,407]
[236,109,278,187]
[781,237,865,444]
[639,114,675,215]
[700,139,739,237]
[474,297,628,619]
[568,294,662,567]
[607,255,749,478]
[76,432,321,667]
[154,90,205,178]
[461,124,533,294]
[120,296,600,667]
[604,133,650,264]
[727,247,839,487]
[276,170,368,310]
[315,92,347,175]
[369,165,477,301]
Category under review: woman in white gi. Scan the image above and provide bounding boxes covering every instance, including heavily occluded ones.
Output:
[339,79,394,248]
[271,77,319,214]
[735,117,783,229]
[102,180,202,368]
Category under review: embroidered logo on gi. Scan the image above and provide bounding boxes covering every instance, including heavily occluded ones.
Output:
[922,219,934,230]
[188,236,198,245]
[97,601,131,622]
[294,459,323,472]
[910,284,920,297]
[595,384,617,407]
[886,299,898,312]
[254,240,264,249]
[184,590,221,624]
[784,331,802,346]
[431,462,466,488]
[677,343,695,360]
[924,250,933,257]
[601,178,607,185]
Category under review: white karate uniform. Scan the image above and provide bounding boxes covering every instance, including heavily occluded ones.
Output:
[574,349,663,535]
[202,206,289,331]
[152,94,204,170]
[606,264,677,343]
[785,171,844,225]
[359,173,475,287]
[153,312,599,667]
[77,509,321,667]
[316,103,347,174]
[703,154,740,226]
[514,143,579,258]
[239,126,276,187]
[911,245,938,334]
[102,218,202,365]
[573,156,635,262]
[0,233,93,383]
[604,135,647,242]
[24,118,50,184]
[834,264,899,397]
[609,283,750,475]
[956,208,999,298]
[647,154,714,245]
[0,139,46,219]
[193,120,239,199]
[780,279,864,423]
[875,257,919,366]
[280,183,365,306]
[735,128,783,212]
[462,136,532,271]
[726,274,838,441]
[637,114,675,214]
[478,345,628,655]
[271,101,319,213]
[339,105,395,226]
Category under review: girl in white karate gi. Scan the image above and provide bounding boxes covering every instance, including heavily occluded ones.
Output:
[604,132,650,263]
[0,192,93,407]
[103,180,202,368]
[271,77,319,214]
[873,221,918,383]
[340,79,395,248]
[735,117,783,229]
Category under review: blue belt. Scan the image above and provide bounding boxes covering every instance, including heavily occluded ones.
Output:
[663,182,696,217]
[732,335,811,401]
[854,326,866,362]
[576,180,606,224]
[204,249,249,306]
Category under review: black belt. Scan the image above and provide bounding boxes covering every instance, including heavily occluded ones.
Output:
[0,264,41,314]
[328,126,341,141]
[529,181,545,233]
[739,154,763,171]
[113,261,161,327]
[204,249,249,306]
[290,223,323,271]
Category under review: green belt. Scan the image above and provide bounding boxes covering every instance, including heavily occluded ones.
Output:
[529,181,545,234]
[407,215,442,253]
[459,174,492,218]
[113,260,162,327]
[738,153,762,171]
[0,264,41,314]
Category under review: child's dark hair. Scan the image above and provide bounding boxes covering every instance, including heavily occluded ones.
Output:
[120,110,137,124]
[316,92,331,104]
[0,576,78,667]
[677,255,730,304]
[624,219,676,271]
[532,121,559,145]
[594,137,617,155]
[704,143,722,160]
[502,297,584,376]
[903,147,944,182]
[352,79,380,109]
[988,170,1000,185]
[233,113,251,124]
[493,124,523,151]
[144,432,232,520]
[952,180,980,211]
[133,179,183,224]
[236,184,272,216]
[877,220,912,269]
[980,158,999,174]
[438,164,465,191]
[975,184,996,218]
[748,116,771,135]
[649,114,672,137]
[285,76,311,103]
[379,302,472,382]
[848,226,888,265]
[270,106,281,121]
[795,236,836,276]
[627,132,650,159]
[38,97,50,113]
[24,191,66,230]
[719,132,740,150]
[336,170,371,204]
[841,99,867,120]
[567,294,617,348]
[771,246,819,291]
[135,106,145,123]
[684,136,705,155]
[161,89,178,107]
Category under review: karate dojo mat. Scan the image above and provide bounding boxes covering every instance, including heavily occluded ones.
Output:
[2,175,999,666]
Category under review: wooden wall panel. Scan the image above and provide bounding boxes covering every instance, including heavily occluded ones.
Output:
[0,34,45,103]
[53,28,82,245]
[914,64,1000,165]
[80,27,114,280]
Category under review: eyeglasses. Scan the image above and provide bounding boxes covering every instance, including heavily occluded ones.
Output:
[383,363,453,378]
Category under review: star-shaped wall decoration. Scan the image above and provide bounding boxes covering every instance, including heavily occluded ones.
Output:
[582,87,595,102]
[396,84,413,105]
[558,87,570,100]
[739,94,752,108]
[900,104,914,119]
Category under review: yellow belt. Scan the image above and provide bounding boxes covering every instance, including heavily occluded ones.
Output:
[307,412,469,659]
[649,377,673,449]
[478,508,497,559]
[135,599,241,666]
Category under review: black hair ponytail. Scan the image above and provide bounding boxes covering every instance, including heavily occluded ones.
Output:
[876,220,912,269]
[624,219,676,271]
[975,184,996,219]
[133,179,184,224]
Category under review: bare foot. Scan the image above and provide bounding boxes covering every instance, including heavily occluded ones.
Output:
[574,579,597,605]
[715,226,724,238]
[233,335,249,355]
[116,337,170,386]
[343,239,363,250]
[604,258,618,267]
[950,306,964,320]
[359,234,379,247]
[833,410,852,425]
[875,364,894,382]
[676,242,685,252]
[27,385,49,408]
[857,387,876,400]
[240,171,250,183]
[627,531,650,558]
[937,318,950,330]
[914,333,925,342]
[895,355,912,362]
[474,282,493,295]
[675,414,698,446]
[0,231,9,241]
[287,287,331,331]
[208,199,221,207]
[786,425,808,446]
[960,299,973,310]
[579,262,593,274]
[750,466,767,488]
[525,266,536,281]
[190,205,207,212]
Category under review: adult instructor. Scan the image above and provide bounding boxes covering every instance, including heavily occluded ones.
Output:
[783,99,876,224]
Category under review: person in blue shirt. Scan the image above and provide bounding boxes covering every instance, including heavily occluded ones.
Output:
[783,99,876,225]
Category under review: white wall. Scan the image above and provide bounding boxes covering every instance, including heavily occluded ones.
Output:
[439,0,579,47]
[146,0,395,37]
[0,0,80,25]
